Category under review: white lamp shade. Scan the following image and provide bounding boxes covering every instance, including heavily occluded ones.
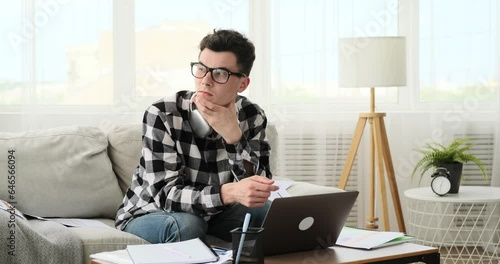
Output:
[339,37,407,88]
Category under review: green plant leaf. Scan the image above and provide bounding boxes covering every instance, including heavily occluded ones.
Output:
[411,137,489,185]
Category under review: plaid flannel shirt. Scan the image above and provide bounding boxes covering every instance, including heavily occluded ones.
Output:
[115,90,272,230]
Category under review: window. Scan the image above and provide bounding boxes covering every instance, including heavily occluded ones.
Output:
[1,1,25,105]
[3,1,497,109]
[0,0,249,107]
[0,0,113,106]
[134,0,249,98]
[419,0,498,103]
[269,0,399,111]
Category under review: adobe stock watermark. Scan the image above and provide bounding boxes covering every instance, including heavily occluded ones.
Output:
[135,65,175,97]
[300,235,337,264]
[396,77,499,181]
[98,64,175,130]
[212,0,245,20]
[339,1,401,62]
[48,63,173,179]
[6,149,18,257]
[354,1,401,38]
[50,146,86,182]
[268,108,290,136]
[8,0,71,53]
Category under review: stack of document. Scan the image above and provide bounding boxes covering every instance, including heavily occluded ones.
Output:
[336,226,414,250]
[126,238,219,264]
[90,245,232,264]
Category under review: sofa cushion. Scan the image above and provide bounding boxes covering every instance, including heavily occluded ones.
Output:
[0,126,123,218]
[106,124,143,194]
[70,219,148,264]
[266,123,278,174]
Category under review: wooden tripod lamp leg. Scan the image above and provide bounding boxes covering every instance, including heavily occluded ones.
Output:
[338,117,368,189]
[379,118,406,233]
[373,117,390,231]
[339,113,406,233]
[366,118,378,229]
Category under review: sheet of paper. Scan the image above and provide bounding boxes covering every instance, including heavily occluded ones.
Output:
[47,218,112,228]
[0,199,27,220]
[90,248,233,264]
[336,227,408,249]
[90,249,133,264]
[127,238,218,264]
[269,180,293,200]
[213,249,232,264]
[24,213,46,220]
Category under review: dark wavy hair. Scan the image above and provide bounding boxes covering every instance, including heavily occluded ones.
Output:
[198,29,256,76]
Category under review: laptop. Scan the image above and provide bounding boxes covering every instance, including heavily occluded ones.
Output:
[262,191,359,256]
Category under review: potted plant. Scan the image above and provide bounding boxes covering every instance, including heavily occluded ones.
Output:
[411,137,488,193]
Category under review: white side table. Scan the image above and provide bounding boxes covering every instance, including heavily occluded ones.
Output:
[405,186,500,263]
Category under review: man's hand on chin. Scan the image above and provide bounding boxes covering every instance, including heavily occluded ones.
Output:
[194,95,241,142]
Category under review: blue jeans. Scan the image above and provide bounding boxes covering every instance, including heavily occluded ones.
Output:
[124,201,271,243]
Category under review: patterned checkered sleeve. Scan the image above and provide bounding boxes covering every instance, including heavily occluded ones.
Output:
[115,90,272,230]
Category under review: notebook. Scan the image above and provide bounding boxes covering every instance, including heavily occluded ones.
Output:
[262,191,359,256]
[126,237,218,264]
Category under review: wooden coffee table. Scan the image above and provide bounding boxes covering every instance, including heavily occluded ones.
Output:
[92,242,439,264]
[265,243,439,264]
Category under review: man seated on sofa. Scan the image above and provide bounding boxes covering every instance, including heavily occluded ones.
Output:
[115,29,278,243]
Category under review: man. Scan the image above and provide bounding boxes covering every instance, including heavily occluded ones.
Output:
[115,29,278,243]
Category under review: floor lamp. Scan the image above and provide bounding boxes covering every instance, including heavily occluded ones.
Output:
[338,37,407,232]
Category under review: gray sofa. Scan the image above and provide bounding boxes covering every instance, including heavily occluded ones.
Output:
[0,123,342,263]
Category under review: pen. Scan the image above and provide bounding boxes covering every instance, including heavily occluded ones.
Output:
[212,247,228,255]
[231,170,241,182]
[164,246,191,259]
[235,213,251,264]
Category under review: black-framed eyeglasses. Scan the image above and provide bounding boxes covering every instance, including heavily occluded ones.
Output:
[190,62,247,84]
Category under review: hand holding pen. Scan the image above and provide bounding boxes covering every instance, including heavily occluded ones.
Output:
[222,173,279,207]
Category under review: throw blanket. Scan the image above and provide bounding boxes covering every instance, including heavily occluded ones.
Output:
[0,210,84,264]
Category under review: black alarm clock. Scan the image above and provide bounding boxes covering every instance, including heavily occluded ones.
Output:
[430,167,451,196]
